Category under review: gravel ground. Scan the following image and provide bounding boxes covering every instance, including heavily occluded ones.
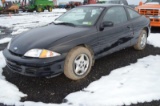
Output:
[0,28,160,106]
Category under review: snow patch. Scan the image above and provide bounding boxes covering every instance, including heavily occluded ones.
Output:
[0,9,65,36]
[0,51,27,105]
[12,28,29,35]
[0,38,11,44]
[0,52,6,79]
[16,101,66,106]
[65,55,160,106]
[147,33,160,48]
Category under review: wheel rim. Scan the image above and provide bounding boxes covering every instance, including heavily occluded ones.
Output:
[74,54,90,76]
[140,33,147,48]
[38,8,41,12]
[49,8,52,11]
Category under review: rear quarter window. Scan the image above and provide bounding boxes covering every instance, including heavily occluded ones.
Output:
[127,8,141,19]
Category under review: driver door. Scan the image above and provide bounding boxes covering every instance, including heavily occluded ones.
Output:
[98,6,133,56]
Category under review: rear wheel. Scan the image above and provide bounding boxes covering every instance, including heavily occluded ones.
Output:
[134,30,147,50]
[22,9,26,12]
[64,46,93,80]
[27,9,34,12]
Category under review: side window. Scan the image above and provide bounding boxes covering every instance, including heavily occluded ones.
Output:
[103,7,128,25]
[127,8,140,19]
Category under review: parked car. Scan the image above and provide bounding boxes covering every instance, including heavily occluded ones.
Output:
[3,4,150,80]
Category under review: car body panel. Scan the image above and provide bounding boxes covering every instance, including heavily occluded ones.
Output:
[10,25,98,55]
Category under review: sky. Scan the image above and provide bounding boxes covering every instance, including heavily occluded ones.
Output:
[127,0,147,5]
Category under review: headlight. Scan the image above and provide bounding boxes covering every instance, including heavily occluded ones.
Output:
[7,41,11,49]
[24,49,61,58]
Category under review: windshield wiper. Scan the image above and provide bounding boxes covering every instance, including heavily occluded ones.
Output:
[54,22,76,27]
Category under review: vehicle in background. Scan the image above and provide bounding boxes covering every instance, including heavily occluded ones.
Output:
[97,0,128,5]
[67,1,82,8]
[54,0,97,8]
[0,0,19,14]
[135,0,160,27]
[21,0,54,12]
[57,1,82,8]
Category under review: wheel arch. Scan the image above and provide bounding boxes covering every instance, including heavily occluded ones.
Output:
[76,44,95,66]
[143,27,149,37]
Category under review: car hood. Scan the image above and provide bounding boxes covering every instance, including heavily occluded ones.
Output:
[9,24,90,55]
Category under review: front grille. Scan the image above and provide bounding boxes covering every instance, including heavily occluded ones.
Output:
[7,60,22,72]
[6,60,53,76]
[150,18,160,22]
[139,9,159,16]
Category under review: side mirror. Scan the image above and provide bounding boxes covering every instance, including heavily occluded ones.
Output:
[100,21,114,30]
[139,1,143,6]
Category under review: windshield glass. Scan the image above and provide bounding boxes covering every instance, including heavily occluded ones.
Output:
[146,0,160,3]
[55,7,104,26]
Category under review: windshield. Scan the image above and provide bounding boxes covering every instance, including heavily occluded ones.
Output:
[55,7,104,26]
[146,0,160,3]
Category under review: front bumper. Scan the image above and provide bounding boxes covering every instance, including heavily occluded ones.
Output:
[146,16,160,27]
[3,49,65,77]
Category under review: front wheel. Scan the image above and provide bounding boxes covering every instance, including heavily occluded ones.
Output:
[64,46,93,80]
[36,7,42,12]
[134,30,147,50]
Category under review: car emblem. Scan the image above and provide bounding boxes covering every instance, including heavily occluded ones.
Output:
[14,47,18,50]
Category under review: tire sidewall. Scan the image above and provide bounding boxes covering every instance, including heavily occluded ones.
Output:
[64,47,93,80]
[134,30,147,50]
[138,30,147,50]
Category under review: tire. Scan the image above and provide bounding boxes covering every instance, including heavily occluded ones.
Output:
[16,10,19,13]
[36,7,42,12]
[64,46,93,80]
[48,7,52,12]
[134,30,147,50]
[14,9,18,13]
